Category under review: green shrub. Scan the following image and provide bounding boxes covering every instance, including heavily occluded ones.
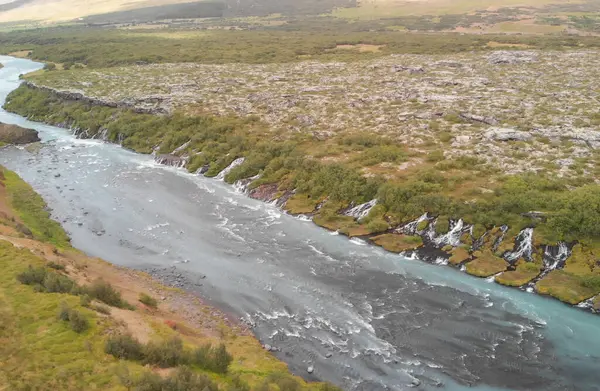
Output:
[80,294,92,307]
[143,337,186,368]
[190,343,232,373]
[580,275,600,290]
[86,279,132,309]
[57,303,89,333]
[130,367,218,391]
[17,266,47,285]
[90,303,111,315]
[105,334,145,361]
[47,261,66,271]
[57,302,70,322]
[138,293,157,308]
[209,343,233,374]
[18,266,78,294]
[68,309,89,333]
[367,219,389,233]
[43,272,77,294]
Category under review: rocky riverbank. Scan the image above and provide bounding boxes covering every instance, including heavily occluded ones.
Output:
[0,164,342,390]
[6,79,600,315]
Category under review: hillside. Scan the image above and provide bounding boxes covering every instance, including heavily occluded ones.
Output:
[1,0,600,35]
[0,164,339,390]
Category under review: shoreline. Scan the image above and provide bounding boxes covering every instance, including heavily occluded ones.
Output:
[6,81,600,316]
[0,164,334,390]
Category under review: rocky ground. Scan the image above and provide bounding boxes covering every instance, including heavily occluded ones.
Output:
[27,50,600,179]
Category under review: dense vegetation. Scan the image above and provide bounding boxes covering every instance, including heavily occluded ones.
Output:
[6,84,600,246]
[1,26,600,68]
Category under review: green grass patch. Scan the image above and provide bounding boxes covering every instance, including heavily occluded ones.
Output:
[1,167,70,248]
[371,233,423,253]
[465,250,508,277]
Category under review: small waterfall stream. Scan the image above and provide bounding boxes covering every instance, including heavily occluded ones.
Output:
[215,157,245,180]
[433,219,471,247]
[504,228,534,263]
[344,199,377,220]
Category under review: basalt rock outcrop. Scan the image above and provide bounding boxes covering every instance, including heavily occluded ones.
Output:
[0,122,40,144]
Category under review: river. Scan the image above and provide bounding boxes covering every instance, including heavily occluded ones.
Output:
[0,55,599,391]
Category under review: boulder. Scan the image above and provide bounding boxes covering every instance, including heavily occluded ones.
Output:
[460,113,498,126]
[0,122,40,145]
[487,51,538,65]
[484,128,532,142]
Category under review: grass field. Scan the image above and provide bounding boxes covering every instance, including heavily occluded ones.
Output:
[332,0,589,19]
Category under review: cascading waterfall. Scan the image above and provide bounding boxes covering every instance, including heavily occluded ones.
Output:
[424,218,438,241]
[344,199,377,221]
[172,140,191,154]
[472,231,488,251]
[396,213,429,235]
[543,242,570,271]
[234,174,260,194]
[154,154,187,168]
[215,157,245,180]
[503,228,534,263]
[433,219,470,247]
[577,296,599,312]
[492,225,509,252]
[524,242,572,290]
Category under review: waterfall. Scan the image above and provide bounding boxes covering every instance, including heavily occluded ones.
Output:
[215,157,245,180]
[424,218,438,241]
[396,213,429,235]
[503,228,534,263]
[154,154,187,168]
[172,140,191,154]
[577,296,599,312]
[233,174,260,194]
[472,231,488,251]
[433,219,470,247]
[543,242,571,271]
[344,199,377,221]
[492,225,509,252]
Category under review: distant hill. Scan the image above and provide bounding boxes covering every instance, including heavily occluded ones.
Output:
[0,0,356,24]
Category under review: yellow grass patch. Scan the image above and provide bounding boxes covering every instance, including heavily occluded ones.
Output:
[334,44,385,52]
[486,41,533,48]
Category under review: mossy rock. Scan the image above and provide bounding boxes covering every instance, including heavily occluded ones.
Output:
[594,295,600,311]
[536,270,600,304]
[496,261,542,287]
[495,239,515,256]
[472,224,487,240]
[342,225,371,238]
[460,232,473,245]
[313,214,354,231]
[435,217,449,235]
[371,234,423,253]
[465,250,508,277]
[284,194,319,214]
[416,220,428,231]
[441,245,453,253]
[449,247,470,265]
